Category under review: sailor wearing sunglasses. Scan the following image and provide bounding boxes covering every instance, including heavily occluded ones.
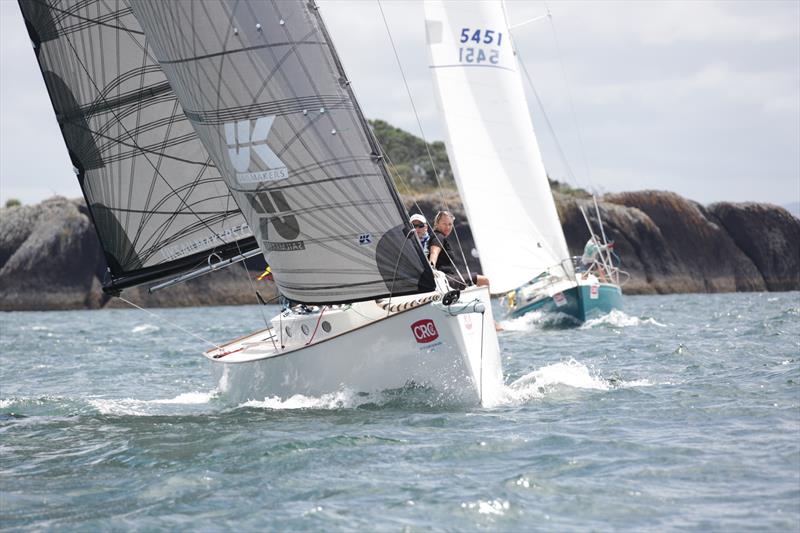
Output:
[409,213,430,256]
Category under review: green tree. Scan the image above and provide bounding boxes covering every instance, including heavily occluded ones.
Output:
[4,198,21,208]
[369,119,455,191]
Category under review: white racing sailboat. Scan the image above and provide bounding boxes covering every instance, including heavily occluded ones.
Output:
[423,0,624,324]
[21,0,503,405]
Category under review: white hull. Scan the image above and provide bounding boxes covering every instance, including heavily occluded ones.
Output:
[205,286,504,406]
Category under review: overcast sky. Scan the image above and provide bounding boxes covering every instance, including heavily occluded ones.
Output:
[1,0,798,207]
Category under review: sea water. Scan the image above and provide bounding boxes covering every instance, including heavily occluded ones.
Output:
[1,292,798,531]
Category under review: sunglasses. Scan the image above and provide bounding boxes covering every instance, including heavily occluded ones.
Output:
[412,223,427,228]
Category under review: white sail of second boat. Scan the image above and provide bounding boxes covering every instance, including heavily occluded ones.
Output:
[424,0,573,295]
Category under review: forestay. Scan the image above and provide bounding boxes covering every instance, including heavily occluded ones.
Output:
[129,0,434,304]
[19,0,257,293]
[424,1,572,294]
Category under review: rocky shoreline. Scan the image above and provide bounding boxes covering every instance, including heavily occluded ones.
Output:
[1,192,797,311]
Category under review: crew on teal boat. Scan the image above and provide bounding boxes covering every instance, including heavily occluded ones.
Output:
[581,238,614,281]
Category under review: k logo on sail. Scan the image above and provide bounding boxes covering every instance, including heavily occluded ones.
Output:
[225,116,289,185]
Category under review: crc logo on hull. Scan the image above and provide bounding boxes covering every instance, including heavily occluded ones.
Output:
[225,115,289,184]
[411,319,439,344]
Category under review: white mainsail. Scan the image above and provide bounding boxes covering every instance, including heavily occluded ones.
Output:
[424,1,572,294]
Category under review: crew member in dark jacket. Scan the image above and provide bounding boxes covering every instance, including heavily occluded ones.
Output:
[428,210,489,290]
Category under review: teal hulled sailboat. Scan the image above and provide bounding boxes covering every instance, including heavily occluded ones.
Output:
[424,0,624,325]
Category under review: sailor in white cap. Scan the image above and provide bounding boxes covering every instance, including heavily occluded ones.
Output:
[409,213,430,256]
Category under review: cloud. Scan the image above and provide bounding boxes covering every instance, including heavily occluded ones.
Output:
[1,0,797,207]
[0,2,79,205]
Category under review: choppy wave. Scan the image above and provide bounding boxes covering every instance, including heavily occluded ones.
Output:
[2,358,658,415]
[499,309,665,332]
[238,389,369,410]
[88,390,217,416]
[2,292,798,530]
[581,310,666,329]
[461,499,511,515]
[502,359,652,405]
[2,365,655,415]
[131,324,160,334]
[499,311,580,331]
[0,395,91,417]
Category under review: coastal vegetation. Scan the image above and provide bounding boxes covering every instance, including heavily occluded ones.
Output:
[369,119,454,194]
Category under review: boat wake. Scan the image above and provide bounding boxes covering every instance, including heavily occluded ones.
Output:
[499,311,580,332]
[500,310,666,333]
[581,310,666,329]
[238,389,370,410]
[500,359,653,405]
[2,360,652,415]
[87,391,219,416]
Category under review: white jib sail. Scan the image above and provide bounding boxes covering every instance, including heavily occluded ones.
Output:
[424,0,573,294]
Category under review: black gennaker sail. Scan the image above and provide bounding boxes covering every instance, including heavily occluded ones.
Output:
[19,0,257,292]
[18,0,258,294]
[21,0,434,304]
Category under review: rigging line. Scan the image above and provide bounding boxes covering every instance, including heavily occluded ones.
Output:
[506,4,590,193]
[380,149,436,228]
[375,1,445,204]
[544,1,594,192]
[429,228,467,288]
[385,229,418,317]
[375,0,473,284]
[232,236,275,338]
[117,296,221,349]
[218,131,272,334]
[54,15,239,260]
[515,49,581,190]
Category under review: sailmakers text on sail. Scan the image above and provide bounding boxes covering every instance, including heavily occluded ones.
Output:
[225,115,290,185]
[227,115,305,253]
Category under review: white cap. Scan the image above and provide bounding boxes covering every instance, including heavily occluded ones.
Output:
[410,213,427,225]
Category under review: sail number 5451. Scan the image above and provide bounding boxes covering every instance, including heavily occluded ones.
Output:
[460,28,503,45]
[459,27,503,65]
